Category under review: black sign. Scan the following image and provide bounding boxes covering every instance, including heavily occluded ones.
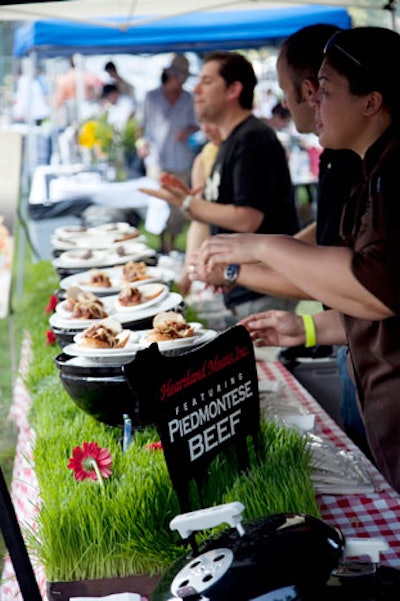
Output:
[124,326,260,512]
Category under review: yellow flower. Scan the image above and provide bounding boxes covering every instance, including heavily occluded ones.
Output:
[78,120,99,149]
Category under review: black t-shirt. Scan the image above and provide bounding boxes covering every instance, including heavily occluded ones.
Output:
[316,148,362,246]
[203,115,299,309]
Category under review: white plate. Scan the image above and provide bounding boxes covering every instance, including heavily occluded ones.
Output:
[52,249,109,268]
[52,234,116,251]
[65,329,144,360]
[55,295,115,322]
[140,326,218,351]
[54,225,90,240]
[59,265,174,295]
[62,343,142,365]
[49,291,183,330]
[52,233,147,252]
[95,222,133,234]
[114,283,169,312]
[52,246,156,269]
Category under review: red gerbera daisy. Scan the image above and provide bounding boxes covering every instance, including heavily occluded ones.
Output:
[145,441,163,451]
[45,294,58,313]
[46,330,56,345]
[68,442,112,482]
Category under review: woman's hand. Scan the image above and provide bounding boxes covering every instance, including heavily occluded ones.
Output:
[198,233,262,273]
[239,310,306,347]
[187,251,227,289]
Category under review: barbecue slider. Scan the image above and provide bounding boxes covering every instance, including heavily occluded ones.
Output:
[79,318,130,349]
[64,286,100,311]
[82,269,112,288]
[146,311,194,343]
[122,261,150,283]
[117,285,143,307]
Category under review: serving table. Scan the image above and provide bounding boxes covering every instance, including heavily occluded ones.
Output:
[1,336,400,601]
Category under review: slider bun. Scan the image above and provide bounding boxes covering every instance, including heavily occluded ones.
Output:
[80,331,130,349]
[96,318,123,335]
[80,318,126,349]
[152,310,186,330]
[146,330,178,343]
[79,337,115,349]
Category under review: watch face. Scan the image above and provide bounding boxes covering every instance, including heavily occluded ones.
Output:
[224,263,240,283]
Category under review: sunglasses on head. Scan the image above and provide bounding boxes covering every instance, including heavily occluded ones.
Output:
[324,33,363,68]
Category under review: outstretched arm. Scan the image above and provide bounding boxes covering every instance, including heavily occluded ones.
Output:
[198,233,392,320]
[239,308,347,347]
[189,222,318,299]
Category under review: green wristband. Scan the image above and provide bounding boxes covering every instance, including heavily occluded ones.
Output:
[301,314,316,348]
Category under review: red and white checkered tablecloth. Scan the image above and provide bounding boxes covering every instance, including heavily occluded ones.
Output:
[2,342,399,601]
[1,334,48,601]
[257,360,400,570]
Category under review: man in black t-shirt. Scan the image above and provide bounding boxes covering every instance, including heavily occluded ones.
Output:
[140,50,300,318]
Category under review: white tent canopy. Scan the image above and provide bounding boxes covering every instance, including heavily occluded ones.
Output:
[0,0,397,27]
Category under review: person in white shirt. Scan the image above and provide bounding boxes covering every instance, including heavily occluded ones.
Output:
[100,83,136,131]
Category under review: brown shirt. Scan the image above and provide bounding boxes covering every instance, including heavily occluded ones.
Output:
[341,126,400,492]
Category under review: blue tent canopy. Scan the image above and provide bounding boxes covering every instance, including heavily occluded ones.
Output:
[14,5,352,58]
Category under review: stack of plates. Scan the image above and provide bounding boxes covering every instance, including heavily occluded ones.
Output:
[52,243,156,270]
[59,264,175,296]
[52,222,145,251]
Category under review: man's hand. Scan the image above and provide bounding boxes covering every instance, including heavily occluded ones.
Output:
[139,172,201,209]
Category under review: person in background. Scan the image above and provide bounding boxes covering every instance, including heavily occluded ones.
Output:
[104,61,136,100]
[268,102,292,131]
[100,83,136,130]
[12,66,49,126]
[140,50,300,320]
[54,56,102,126]
[137,54,198,253]
[255,86,278,119]
[178,120,222,296]
[196,26,400,493]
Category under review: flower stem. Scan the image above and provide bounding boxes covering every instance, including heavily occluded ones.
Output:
[89,458,105,491]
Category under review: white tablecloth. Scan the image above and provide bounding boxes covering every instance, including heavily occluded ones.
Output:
[29,164,155,214]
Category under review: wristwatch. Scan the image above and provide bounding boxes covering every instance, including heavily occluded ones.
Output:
[223,263,240,284]
[181,194,194,217]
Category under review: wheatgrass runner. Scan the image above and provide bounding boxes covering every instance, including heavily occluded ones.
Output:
[15,261,319,583]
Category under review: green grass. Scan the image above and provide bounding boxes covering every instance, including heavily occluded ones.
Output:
[138,221,188,253]
[9,260,319,583]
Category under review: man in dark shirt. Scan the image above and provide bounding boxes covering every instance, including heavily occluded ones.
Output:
[141,50,299,319]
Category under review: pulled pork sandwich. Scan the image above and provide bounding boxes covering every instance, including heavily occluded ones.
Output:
[64,286,100,311]
[64,286,108,319]
[71,299,108,320]
[122,261,150,283]
[146,311,194,343]
[79,318,129,349]
[117,285,143,307]
[82,269,112,288]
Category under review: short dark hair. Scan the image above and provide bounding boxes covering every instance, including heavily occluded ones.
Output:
[280,23,341,103]
[203,50,257,109]
[101,83,119,98]
[105,61,116,72]
[271,102,291,121]
[324,26,400,121]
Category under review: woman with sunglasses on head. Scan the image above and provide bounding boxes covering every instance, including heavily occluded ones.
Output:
[197,26,400,492]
